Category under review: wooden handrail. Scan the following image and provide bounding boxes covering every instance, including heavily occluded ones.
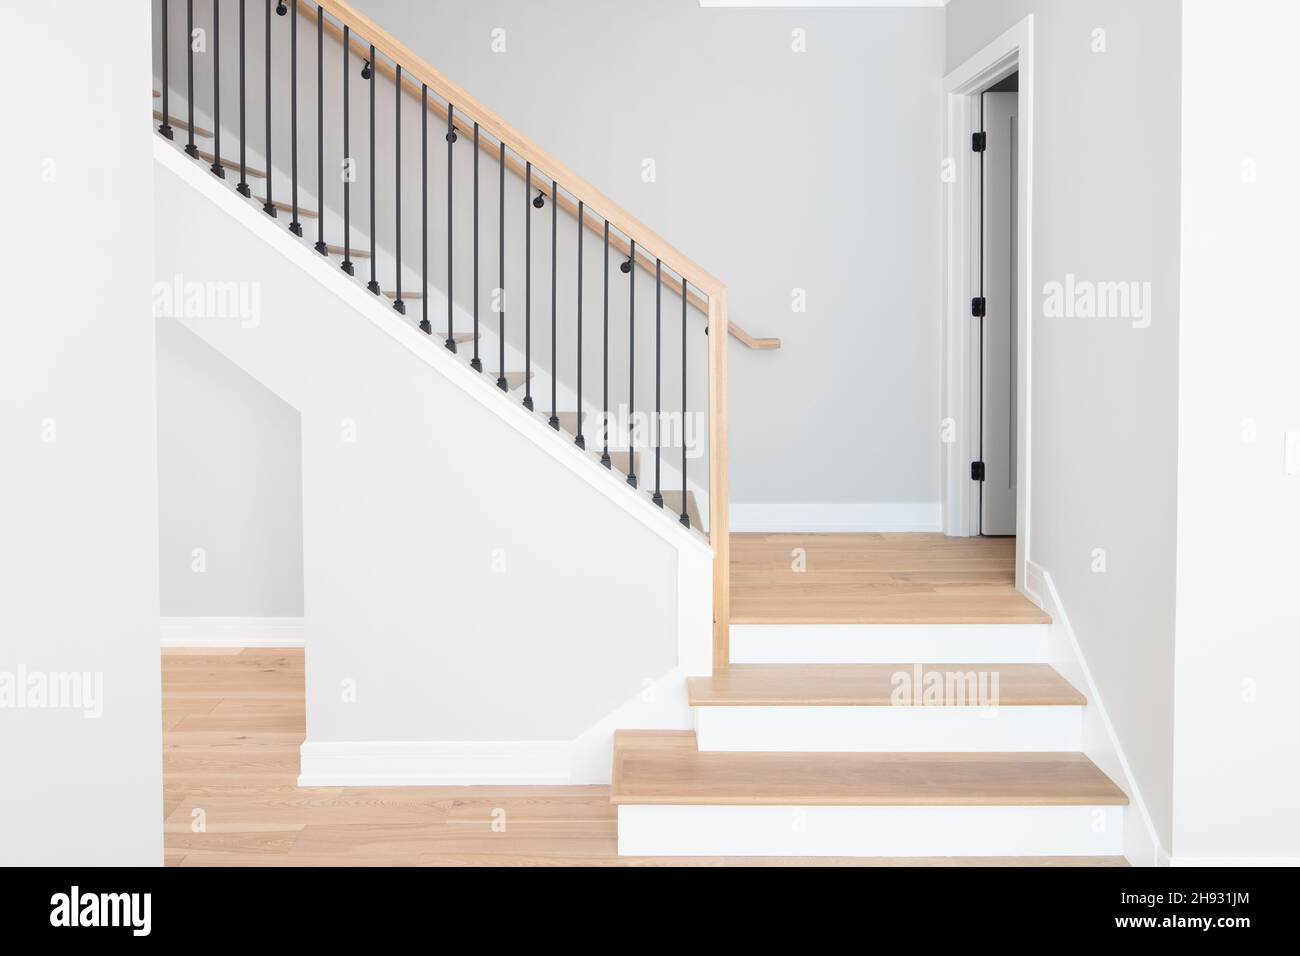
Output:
[304,0,778,352]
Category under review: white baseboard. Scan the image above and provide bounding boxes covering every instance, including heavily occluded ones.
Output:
[1170,856,1300,867]
[1028,560,1168,867]
[160,616,304,647]
[729,502,942,533]
[299,666,696,787]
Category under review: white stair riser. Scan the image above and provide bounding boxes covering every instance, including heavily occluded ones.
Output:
[693,705,1083,752]
[730,624,1049,664]
[618,804,1124,857]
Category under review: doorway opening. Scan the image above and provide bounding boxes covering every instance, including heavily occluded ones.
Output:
[976,72,1018,536]
[940,16,1033,591]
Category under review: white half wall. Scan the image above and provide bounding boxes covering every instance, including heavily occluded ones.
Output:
[0,0,162,865]
[153,142,710,778]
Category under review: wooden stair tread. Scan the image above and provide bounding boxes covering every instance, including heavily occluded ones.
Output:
[610,730,1128,807]
[687,664,1085,707]
[153,110,214,138]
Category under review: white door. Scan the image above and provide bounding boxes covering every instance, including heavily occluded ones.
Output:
[979,91,1017,535]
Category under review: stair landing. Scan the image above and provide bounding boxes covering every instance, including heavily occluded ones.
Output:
[730,533,1049,624]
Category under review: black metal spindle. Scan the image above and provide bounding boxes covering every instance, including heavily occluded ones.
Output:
[497,141,507,391]
[314,5,326,253]
[419,85,430,333]
[548,177,558,429]
[575,201,584,449]
[210,0,224,177]
[288,0,302,234]
[340,26,353,274]
[159,0,173,139]
[523,161,533,410]
[600,220,610,466]
[392,64,404,313]
[262,0,276,217]
[627,239,637,488]
[471,123,481,371]
[445,105,456,351]
[681,278,689,527]
[366,44,379,294]
[236,0,250,195]
[653,259,663,506]
[185,0,199,158]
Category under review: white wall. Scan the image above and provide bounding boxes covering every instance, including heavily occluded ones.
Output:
[946,0,1183,852]
[0,0,162,864]
[154,147,705,749]
[156,319,305,616]
[1173,0,1300,862]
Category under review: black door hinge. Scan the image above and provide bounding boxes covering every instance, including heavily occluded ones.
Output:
[971,461,986,481]
[971,296,986,317]
[972,131,987,152]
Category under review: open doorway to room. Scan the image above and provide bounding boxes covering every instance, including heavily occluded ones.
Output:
[941,17,1033,591]
[975,72,1019,536]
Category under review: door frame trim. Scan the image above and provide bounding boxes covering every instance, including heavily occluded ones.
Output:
[940,15,1035,592]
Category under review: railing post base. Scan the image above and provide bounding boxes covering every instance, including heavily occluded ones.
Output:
[184,143,201,160]
[236,182,252,198]
[341,261,355,276]
[366,280,381,295]
[314,241,329,256]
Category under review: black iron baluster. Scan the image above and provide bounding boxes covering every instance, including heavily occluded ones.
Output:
[262,0,276,217]
[392,64,404,313]
[600,220,610,467]
[681,278,689,527]
[445,105,456,351]
[159,0,173,139]
[471,123,481,371]
[548,177,558,429]
[288,0,302,234]
[493,141,504,392]
[237,0,250,195]
[653,259,663,506]
[497,141,507,391]
[314,5,326,253]
[340,25,353,274]
[626,239,637,488]
[574,201,584,449]
[419,85,430,333]
[523,161,533,410]
[366,44,379,294]
[210,0,224,177]
[185,0,199,159]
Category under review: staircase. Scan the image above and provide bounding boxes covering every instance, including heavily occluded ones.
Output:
[153,1,1128,861]
[609,535,1130,861]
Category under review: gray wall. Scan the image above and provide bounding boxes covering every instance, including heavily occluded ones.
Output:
[0,0,162,864]
[156,319,305,616]
[947,0,1182,851]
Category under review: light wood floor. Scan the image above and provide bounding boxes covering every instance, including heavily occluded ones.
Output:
[730,533,1050,624]
[162,649,1119,866]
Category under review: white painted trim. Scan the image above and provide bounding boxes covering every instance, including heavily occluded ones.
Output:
[694,703,1082,752]
[299,665,697,787]
[729,502,941,533]
[940,17,1035,595]
[618,804,1123,857]
[730,622,1049,664]
[154,140,712,563]
[160,616,304,647]
[1031,560,1168,868]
